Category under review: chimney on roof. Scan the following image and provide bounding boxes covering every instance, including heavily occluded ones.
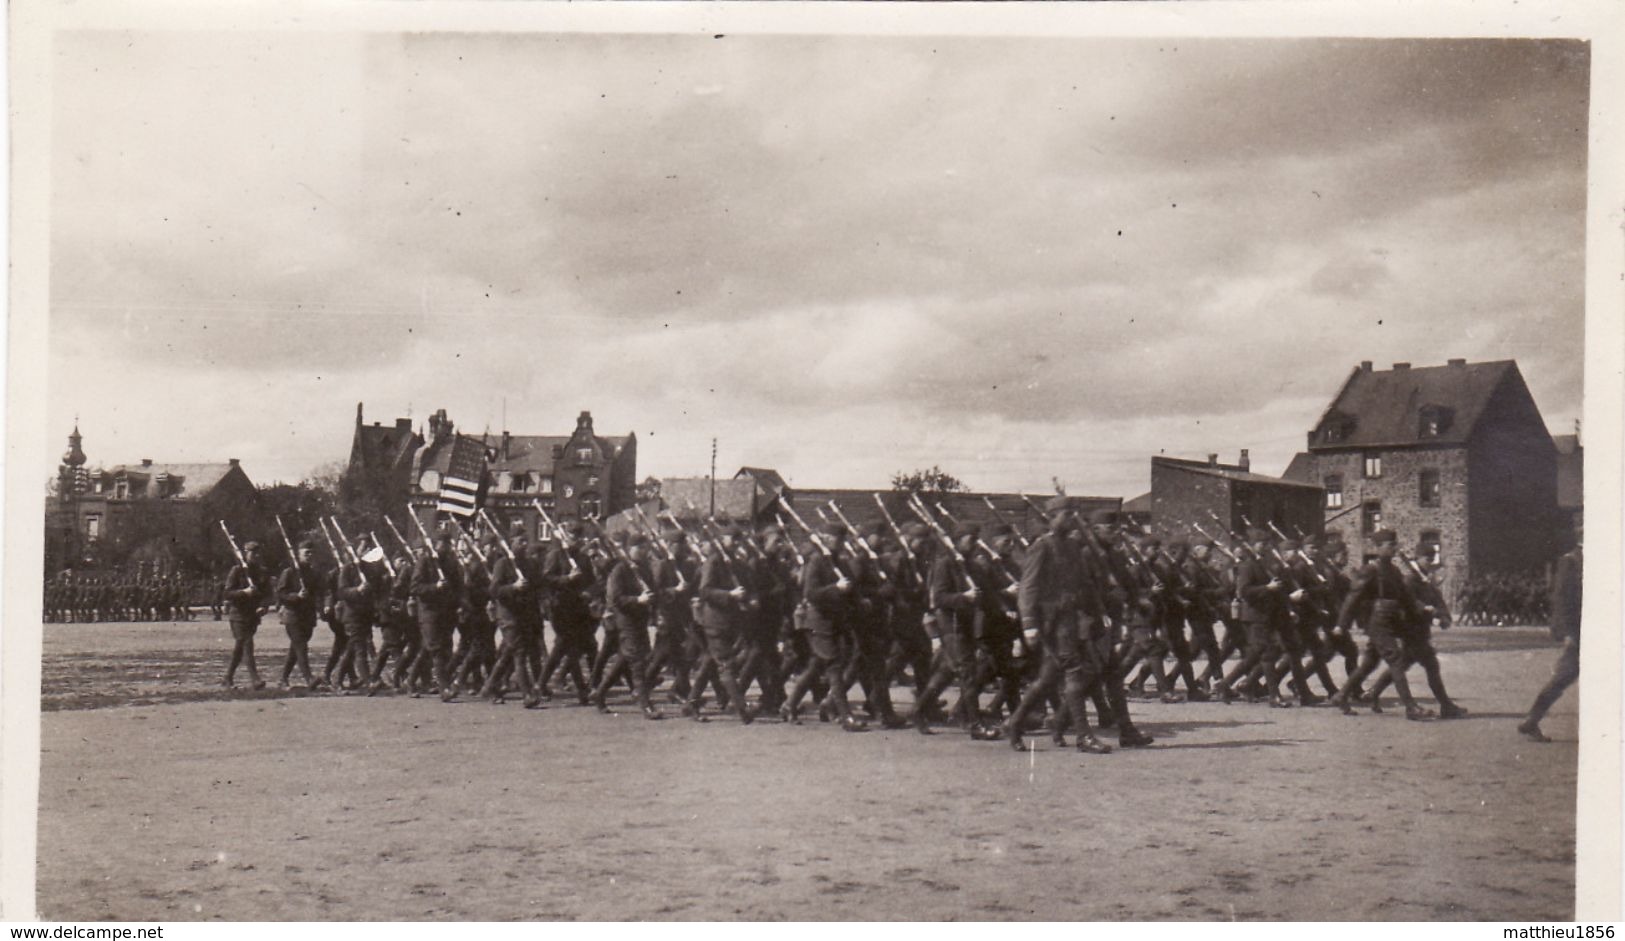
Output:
[1207,454,1218,466]
[1360,360,1372,372]
[1238,449,1250,471]
[228,458,239,467]
[501,430,511,460]
[1448,358,1466,367]
[140,458,152,467]
[1393,362,1411,370]
[356,402,364,426]
[395,418,412,432]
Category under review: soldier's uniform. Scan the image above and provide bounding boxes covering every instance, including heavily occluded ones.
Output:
[1520,539,1581,741]
[591,534,661,719]
[407,537,463,701]
[911,523,997,738]
[450,546,496,694]
[222,544,271,689]
[1002,498,1122,753]
[1215,531,1294,707]
[538,531,598,704]
[782,525,864,730]
[481,537,542,707]
[276,548,321,689]
[1332,530,1436,720]
[686,534,757,724]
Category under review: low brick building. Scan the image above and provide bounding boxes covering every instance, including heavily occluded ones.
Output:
[1282,358,1561,602]
[1144,451,1324,546]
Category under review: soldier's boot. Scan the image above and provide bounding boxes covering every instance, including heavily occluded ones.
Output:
[1288,658,1319,706]
[1421,660,1466,718]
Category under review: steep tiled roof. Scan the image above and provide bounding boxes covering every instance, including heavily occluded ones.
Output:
[96,462,238,498]
[1309,360,1518,450]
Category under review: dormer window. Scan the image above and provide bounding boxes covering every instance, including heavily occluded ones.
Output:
[114,477,129,499]
[576,447,594,463]
[1320,411,1356,445]
[154,473,170,498]
[1418,404,1454,438]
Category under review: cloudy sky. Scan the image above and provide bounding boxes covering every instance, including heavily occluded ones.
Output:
[45,32,1588,497]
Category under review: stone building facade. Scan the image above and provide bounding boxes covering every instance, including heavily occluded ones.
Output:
[1283,358,1560,603]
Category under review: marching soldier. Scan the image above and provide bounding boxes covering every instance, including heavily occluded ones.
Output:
[481,532,543,708]
[591,533,661,719]
[911,522,999,739]
[687,527,758,724]
[782,523,865,731]
[276,542,322,690]
[407,530,463,702]
[1520,522,1581,742]
[222,541,271,690]
[1330,530,1436,721]
[1214,529,1293,707]
[539,522,598,704]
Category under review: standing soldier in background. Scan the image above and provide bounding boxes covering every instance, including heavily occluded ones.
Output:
[276,542,322,690]
[222,541,271,690]
[1520,521,1582,742]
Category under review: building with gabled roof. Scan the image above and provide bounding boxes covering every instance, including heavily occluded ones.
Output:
[45,426,267,574]
[343,405,636,540]
[1282,358,1561,602]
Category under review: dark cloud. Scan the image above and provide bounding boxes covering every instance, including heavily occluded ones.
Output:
[46,32,1588,494]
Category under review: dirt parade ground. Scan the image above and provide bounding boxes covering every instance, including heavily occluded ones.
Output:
[36,619,1577,921]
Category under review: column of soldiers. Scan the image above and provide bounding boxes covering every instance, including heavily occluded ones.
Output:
[209,499,1475,748]
[44,568,220,623]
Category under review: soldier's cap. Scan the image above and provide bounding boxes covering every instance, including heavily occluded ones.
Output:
[297,541,316,552]
[1245,527,1272,543]
[1371,529,1398,545]
[1044,495,1076,514]
[822,522,848,539]
[610,531,630,545]
[987,522,1014,538]
[904,523,931,540]
[361,546,386,564]
[1139,535,1161,549]
[955,522,982,539]
[1280,539,1300,552]
[509,524,528,538]
[862,522,887,540]
[1088,509,1118,525]
[1167,538,1188,551]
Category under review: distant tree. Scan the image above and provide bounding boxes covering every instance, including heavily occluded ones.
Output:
[635,476,662,503]
[891,466,968,494]
[1051,476,1067,496]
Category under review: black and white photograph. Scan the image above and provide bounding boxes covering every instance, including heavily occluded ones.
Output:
[4,1,1622,926]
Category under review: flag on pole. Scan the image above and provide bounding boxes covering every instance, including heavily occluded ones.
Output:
[437,434,487,517]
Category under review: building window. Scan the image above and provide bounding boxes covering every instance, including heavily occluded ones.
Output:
[581,496,601,519]
[540,476,554,495]
[576,447,594,463]
[1419,531,1441,566]
[512,473,532,493]
[587,475,600,488]
[1418,405,1454,438]
[1324,474,1344,509]
[92,477,104,494]
[1362,453,1382,479]
[1361,501,1382,535]
[85,515,101,542]
[1419,469,1441,507]
[114,477,129,499]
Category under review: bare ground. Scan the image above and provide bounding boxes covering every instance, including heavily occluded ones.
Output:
[37,620,1577,921]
